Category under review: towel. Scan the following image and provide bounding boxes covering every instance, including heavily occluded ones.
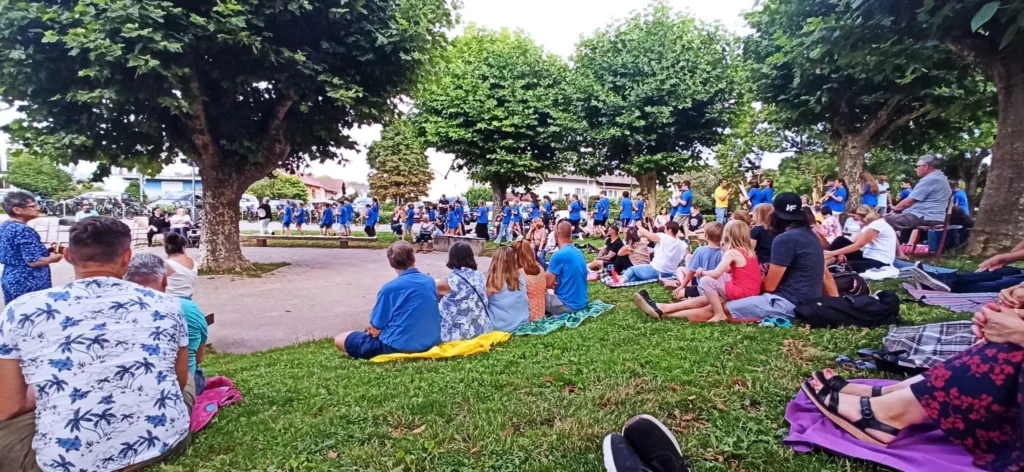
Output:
[370,331,511,363]
[513,300,614,336]
[860,266,900,281]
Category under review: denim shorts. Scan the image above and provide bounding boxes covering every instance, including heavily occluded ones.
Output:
[343,331,402,360]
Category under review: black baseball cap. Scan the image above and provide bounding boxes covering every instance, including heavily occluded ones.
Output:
[773,192,805,221]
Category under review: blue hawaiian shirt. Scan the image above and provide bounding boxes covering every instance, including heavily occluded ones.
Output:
[0,220,52,305]
[0,277,190,472]
[439,269,492,342]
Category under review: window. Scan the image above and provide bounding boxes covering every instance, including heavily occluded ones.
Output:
[575,187,586,197]
[606,190,619,199]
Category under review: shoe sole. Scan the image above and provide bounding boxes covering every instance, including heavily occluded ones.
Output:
[602,433,622,472]
[634,293,661,319]
[622,414,683,456]
[800,381,887,448]
[910,268,950,292]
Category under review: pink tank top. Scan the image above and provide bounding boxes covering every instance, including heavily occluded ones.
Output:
[725,249,763,301]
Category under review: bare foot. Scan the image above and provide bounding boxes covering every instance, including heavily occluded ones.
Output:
[707,314,727,323]
[808,377,898,445]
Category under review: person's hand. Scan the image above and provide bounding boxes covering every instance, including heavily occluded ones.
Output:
[974,303,1024,345]
[977,254,1007,272]
[998,285,1024,309]
[49,253,63,264]
[695,268,704,278]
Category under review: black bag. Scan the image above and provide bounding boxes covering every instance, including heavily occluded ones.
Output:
[829,265,870,296]
[794,291,901,329]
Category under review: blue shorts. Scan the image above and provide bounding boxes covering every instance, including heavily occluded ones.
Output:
[343,331,402,360]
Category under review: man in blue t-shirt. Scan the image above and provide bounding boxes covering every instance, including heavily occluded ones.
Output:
[343,199,355,236]
[822,178,848,214]
[594,191,611,238]
[545,221,589,315]
[760,179,775,205]
[620,191,634,227]
[676,181,693,223]
[568,194,583,237]
[335,242,441,359]
[887,154,953,231]
[496,201,514,244]
[744,179,763,208]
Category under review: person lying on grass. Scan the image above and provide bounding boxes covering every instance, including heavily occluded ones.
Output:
[660,222,723,300]
[635,220,762,323]
[800,286,1024,470]
[334,241,441,360]
[909,239,1024,294]
[587,225,623,273]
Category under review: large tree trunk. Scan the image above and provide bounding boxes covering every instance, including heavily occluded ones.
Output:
[491,181,508,212]
[834,133,870,213]
[636,172,658,220]
[197,168,251,272]
[968,51,1024,255]
[963,150,988,210]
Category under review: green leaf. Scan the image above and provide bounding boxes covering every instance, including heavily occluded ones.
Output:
[1000,22,1020,49]
[971,2,1000,32]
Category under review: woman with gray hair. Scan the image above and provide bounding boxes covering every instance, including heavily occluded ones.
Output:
[0,190,63,303]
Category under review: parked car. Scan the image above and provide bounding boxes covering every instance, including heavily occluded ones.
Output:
[149,191,202,210]
[239,194,259,210]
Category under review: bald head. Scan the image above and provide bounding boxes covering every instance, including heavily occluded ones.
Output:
[555,220,572,245]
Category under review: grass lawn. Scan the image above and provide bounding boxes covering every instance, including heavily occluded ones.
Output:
[158,247,985,471]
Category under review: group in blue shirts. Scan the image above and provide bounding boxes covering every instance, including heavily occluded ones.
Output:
[741,178,776,209]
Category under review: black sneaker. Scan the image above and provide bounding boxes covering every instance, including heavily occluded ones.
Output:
[910,267,951,292]
[603,433,653,472]
[622,415,689,472]
[634,290,663,319]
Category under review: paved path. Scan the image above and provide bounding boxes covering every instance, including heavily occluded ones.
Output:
[6,246,486,354]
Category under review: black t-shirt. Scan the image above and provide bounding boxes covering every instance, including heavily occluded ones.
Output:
[438,200,449,215]
[604,237,624,259]
[257,204,272,221]
[750,226,775,264]
[688,212,705,232]
[770,227,825,306]
[149,215,169,231]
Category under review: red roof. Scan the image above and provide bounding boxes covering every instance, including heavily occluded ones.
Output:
[296,174,345,194]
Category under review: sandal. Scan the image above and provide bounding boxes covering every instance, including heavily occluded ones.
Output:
[835,355,876,371]
[758,317,792,328]
[812,371,884,397]
[801,382,901,447]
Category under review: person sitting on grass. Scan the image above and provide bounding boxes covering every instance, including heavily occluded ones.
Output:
[335,241,441,359]
[750,203,775,276]
[664,222,724,300]
[621,221,685,283]
[587,225,623,272]
[436,242,492,341]
[819,206,842,243]
[545,221,589,315]
[0,217,192,472]
[800,286,1024,470]
[825,205,898,273]
[320,203,335,236]
[126,252,209,396]
[513,240,548,322]
[414,216,436,253]
[685,205,705,238]
[164,232,198,300]
[486,246,530,333]
[614,226,651,279]
[636,220,762,322]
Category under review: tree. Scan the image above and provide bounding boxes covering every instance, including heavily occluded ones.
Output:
[124,181,147,204]
[746,0,989,212]
[246,173,309,201]
[415,26,570,208]
[0,0,456,270]
[366,119,432,203]
[850,0,1024,254]
[5,153,73,198]
[714,105,788,182]
[567,3,744,217]
[465,185,493,205]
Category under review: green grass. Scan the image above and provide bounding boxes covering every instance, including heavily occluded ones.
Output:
[198,262,291,278]
[156,254,986,471]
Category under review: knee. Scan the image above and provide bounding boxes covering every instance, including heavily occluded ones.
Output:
[334,332,353,352]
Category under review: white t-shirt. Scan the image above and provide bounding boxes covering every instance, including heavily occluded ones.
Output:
[862,218,897,265]
[650,233,686,274]
[843,218,862,239]
[170,214,192,229]
[877,182,890,208]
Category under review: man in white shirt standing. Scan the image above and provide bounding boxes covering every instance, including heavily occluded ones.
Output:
[623,221,686,282]
[876,174,891,215]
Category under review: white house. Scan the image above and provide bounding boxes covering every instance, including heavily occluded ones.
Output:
[533,174,639,200]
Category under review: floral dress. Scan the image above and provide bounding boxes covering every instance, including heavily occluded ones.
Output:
[0,220,52,304]
[439,268,492,342]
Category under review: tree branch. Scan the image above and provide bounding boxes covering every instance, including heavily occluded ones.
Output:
[946,34,997,81]
[246,93,296,181]
[861,95,907,138]
[181,71,221,168]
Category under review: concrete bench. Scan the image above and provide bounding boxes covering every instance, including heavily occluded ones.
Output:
[240,235,377,248]
[432,235,487,255]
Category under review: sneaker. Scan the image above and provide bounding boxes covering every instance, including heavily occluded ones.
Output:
[910,267,951,292]
[634,290,663,319]
[622,415,689,472]
[603,433,652,472]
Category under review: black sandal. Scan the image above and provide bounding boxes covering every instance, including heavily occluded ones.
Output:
[812,371,884,397]
[802,381,901,447]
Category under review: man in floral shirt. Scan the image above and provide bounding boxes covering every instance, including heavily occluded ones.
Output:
[0,217,192,472]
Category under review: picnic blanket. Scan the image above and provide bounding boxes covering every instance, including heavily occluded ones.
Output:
[598,271,674,288]
[370,331,511,363]
[902,283,997,313]
[785,378,980,471]
[513,300,615,336]
[898,264,960,278]
[882,321,975,368]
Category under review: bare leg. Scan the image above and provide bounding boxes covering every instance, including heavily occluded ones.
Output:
[333,331,354,353]
[808,376,929,444]
[816,369,924,397]
[662,305,716,322]
[657,295,709,314]
[704,291,728,323]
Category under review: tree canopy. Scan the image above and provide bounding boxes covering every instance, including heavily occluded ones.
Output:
[0,0,456,270]
[415,26,570,206]
[367,119,433,203]
[567,2,744,214]
[246,173,308,201]
[5,153,73,198]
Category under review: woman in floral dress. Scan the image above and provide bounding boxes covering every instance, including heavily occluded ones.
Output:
[0,191,63,304]
[435,242,492,342]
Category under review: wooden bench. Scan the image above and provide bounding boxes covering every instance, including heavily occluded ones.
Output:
[241,235,377,248]
[433,234,487,255]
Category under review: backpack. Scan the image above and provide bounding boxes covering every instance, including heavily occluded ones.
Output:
[829,265,870,296]
[794,291,901,329]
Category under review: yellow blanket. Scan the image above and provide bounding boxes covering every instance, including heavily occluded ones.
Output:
[369,331,512,363]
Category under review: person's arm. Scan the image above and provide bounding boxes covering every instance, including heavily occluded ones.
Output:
[545,271,557,289]
[762,264,788,293]
[175,347,189,392]
[21,228,60,267]
[892,197,916,212]
[196,344,206,364]
[822,262,839,297]
[826,228,879,258]
[978,240,1024,272]
[699,249,737,279]
[637,223,660,244]
[435,278,451,298]
[0,360,34,421]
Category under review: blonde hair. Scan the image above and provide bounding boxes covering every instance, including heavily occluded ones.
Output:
[752,203,774,228]
[861,172,880,195]
[853,205,881,223]
[722,220,754,254]
[730,210,751,225]
[487,246,521,293]
[512,240,542,276]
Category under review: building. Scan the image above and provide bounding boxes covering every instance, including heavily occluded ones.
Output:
[296,174,346,201]
[114,173,202,198]
[534,174,638,200]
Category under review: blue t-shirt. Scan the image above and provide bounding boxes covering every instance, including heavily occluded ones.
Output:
[761,187,774,205]
[620,198,633,219]
[322,208,335,225]
[338,205,349,224]
[543,201,552,214]
[366,207,377,226]
[827,187,847,213]
[502,205,512,224]
[686,246,722,283]
[512,205,522,222]
[547,245,589,311]
[954,189,970,215]
[680,190,693,214]
[747,187,763,206]
[861,184,878,207]
[282,206,293,223]
[477,206,489,224]
[405,208,415,224]
[597,198,610,220]
[770,227,825,306]
[429,209,437,221]
[635,199,645,218]
[370,269,442,352]
[898,188,912,201]
[569,201,582,221]
[345,204,354,222]
[180,299,208,375]
[530,202,540,219]
[296,207,307,223]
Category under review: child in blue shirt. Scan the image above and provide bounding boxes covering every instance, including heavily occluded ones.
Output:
[403,203,416,242]
[320,205,335,236]
[620,191,634,227]
[282,204,294,236]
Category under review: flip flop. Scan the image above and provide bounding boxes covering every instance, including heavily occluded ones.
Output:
[758,317,792,328]
[801,380,901,448]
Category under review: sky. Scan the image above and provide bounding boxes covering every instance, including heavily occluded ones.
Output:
[0,0,767,195]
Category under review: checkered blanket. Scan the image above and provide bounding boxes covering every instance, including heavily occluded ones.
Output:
[882,321,976,368]
[902,283,997,313]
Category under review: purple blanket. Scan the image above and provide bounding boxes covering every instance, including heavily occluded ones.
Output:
[784,379,981,471]
[902,283,997,313]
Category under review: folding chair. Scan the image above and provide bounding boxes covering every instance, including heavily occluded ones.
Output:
[906,195,960,259]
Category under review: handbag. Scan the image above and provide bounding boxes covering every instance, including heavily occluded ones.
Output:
[454,271,491,318]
